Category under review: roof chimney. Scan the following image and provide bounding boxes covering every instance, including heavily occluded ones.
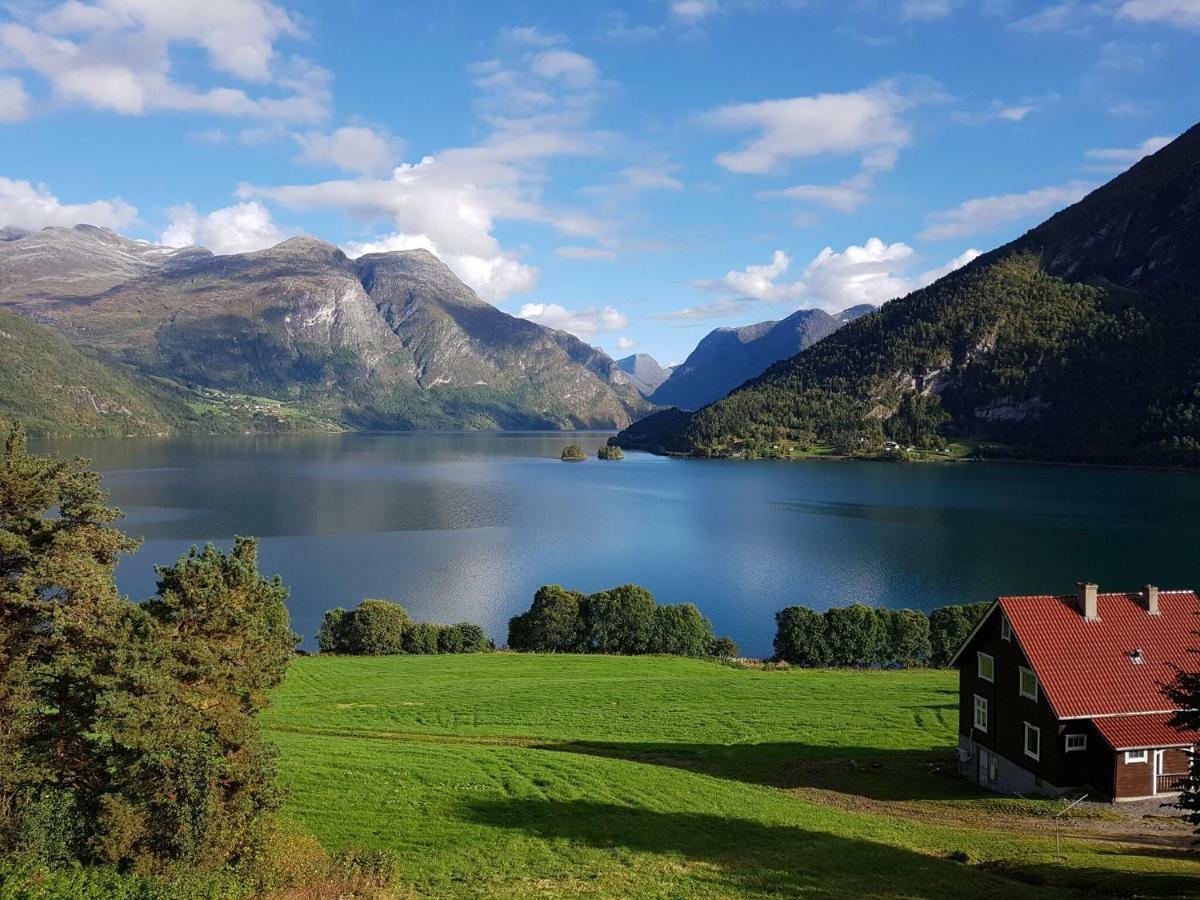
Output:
[1076,582,1099,620]
[1143,584,1160,615]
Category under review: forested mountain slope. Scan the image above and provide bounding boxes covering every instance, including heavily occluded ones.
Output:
[616,123,1200,465]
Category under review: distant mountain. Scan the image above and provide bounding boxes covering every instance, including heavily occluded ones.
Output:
[649,305,872,411]
[0,228,652,434]
[617,353,673,397]
[616,123,1200,466]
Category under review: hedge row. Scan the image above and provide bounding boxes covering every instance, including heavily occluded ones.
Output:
[773,601,989,668]
[318,600,491,655]
[507,584,738,658]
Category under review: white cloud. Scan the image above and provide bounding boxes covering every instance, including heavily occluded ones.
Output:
[1010,3,1086,32]
[243,33,613,303]
[294,126,402,174]
[516,302,628,341]
[616,335,636,350]
[0,77,29,121]
[703,79,936,175]
[658,240,980,321]
[0,176,137,230]
[757,172,873,213]
[801,238,918,309]
[1084,134,1174,171]
[343,231,539,302]
[915,247,982,287]
[159,200,290,254]
[918,181,1093,241]
[0,0,329,122]
[528,50,599,88]
[1117,0,1200,29]
[499,26,566,47]
[620,164,683,191]
[952,95,1057,124]
[671,0,720,22]
[557,246,617,260]
[901,0,954,21]
[695,250,806,301]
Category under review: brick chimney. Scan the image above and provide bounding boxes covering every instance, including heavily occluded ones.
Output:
[1143,584,1160,615]
[1076,582,1099,620]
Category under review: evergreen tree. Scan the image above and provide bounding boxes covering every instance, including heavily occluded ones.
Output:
[1165,667,1200,832]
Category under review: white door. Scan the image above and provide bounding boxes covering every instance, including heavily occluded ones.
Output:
[1152,749,1164,795]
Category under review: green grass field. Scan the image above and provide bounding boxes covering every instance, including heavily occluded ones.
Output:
[263,654,1200,898]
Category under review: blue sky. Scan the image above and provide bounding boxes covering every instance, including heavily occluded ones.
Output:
[1,1,1197,364]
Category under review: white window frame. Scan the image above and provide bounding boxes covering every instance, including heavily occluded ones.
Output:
[1125,749,1148,763]
[1019,666,1039,702]
[977,651,995,683]
[973,694,988,733]
[1001,616,1012,642]
[1024,722,1041,761]
[1065,734,1087,753]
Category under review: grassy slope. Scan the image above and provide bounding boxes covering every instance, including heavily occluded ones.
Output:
[264,655,1199,898]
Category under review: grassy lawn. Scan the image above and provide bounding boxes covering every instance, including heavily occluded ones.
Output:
[265,654,1200,898]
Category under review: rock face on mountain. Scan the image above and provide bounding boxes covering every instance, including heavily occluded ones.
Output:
[616,123,1200,466]
[649,305,872,411]
[0,228,651,432]
[616,354,673,397]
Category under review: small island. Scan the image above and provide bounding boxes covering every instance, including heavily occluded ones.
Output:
[560,444,586,461]
[597,444,624,460]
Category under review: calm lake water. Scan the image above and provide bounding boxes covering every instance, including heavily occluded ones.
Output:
[35,432,1200,656]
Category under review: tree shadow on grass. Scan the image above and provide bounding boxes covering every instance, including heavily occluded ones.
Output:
[531,740,976,802]
[462,797,1030,899]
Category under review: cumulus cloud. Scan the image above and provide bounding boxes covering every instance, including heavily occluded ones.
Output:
[516,302,628,341]
[159,200,291,254]
[918,181,1093,241]
[1084,134,1174,171]
[658,240,979,321]
[294,125,402,174]
[243,33,612,302]
[0,176,137,230]
[703,79,937,175]
[1117,0,1200,29]
[616,335,636,350]
[0,0,329,122]
[343,231,539,302]
[671,0,720,22]
[694,250,806,302]
[0,77,29,121]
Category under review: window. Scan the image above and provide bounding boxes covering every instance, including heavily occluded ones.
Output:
[1019,666,1039,702]
[973,695,988,733]
[1126,749,1148,763]
[1001,616,1012,642]
[977,651,995,683]
[1024,722,1041,761]
[1065,734,1087,753]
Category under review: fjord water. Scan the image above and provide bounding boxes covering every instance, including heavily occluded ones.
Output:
[37,432,1200,656]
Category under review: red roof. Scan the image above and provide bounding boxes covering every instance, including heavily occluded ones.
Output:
[999,590,1200,719]
[1093,712,1200,750]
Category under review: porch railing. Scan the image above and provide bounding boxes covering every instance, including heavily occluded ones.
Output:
[1156,772,1189,794]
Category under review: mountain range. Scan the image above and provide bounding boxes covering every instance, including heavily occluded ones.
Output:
[616,354,674,397]
[616,123,1200,466]
[649,305,873,411]
[0,227,651,436]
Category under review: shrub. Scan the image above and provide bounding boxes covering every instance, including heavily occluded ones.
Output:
[824,604,887,667]
[649,604,716,657]
[342,599,410,655]
[710,636,739,658]
[402,621,441,655]
[507,585,585,652]
[773,606,830,666]
[580,584,656,654]
[929,602,990,667]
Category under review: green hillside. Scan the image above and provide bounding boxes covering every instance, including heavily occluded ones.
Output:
[616,125,1200,465]
[259,654,1198,898]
